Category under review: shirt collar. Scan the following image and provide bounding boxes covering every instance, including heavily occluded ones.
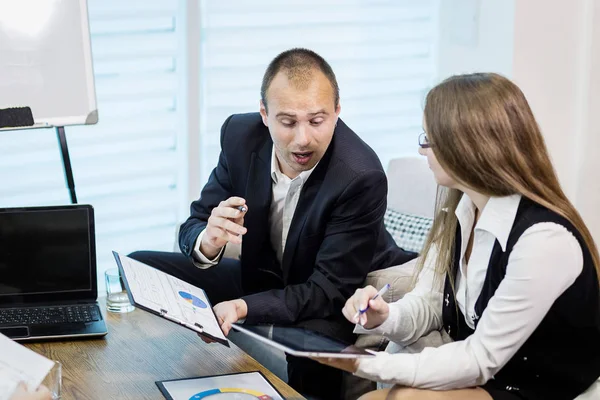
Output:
[455,193,522,252]
[270,146,318,185]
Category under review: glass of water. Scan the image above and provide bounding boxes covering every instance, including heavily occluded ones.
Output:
[43,361,62,399]
[105,268,135,313]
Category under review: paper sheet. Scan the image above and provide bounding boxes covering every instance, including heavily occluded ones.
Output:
[158,371,284,400]
[0,334,54,396]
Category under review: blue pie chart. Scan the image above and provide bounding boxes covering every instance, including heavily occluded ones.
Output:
[178,291,208,309]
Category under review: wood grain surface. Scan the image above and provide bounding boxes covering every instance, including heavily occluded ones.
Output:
[24,300,303,399]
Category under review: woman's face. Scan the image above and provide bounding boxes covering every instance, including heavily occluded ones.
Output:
[418,126,458,189]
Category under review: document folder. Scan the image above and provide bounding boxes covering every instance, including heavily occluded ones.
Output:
[112,251,228,346]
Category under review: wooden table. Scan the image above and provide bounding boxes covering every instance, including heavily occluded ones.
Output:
[24,300,303,399]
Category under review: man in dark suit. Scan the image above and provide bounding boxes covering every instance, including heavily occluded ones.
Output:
[130,48,415,399]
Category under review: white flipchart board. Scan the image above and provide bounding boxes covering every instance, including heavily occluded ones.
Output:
[0,0,98,128]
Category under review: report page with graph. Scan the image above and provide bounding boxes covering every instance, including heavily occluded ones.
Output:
[112,251,228,346]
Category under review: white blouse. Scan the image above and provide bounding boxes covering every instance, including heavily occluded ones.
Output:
[354,194,596,392]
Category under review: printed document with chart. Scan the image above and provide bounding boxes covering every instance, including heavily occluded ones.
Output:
[112,252,228,346]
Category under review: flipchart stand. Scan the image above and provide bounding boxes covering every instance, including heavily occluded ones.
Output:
[0,0,98,206]
[55,127,78,204]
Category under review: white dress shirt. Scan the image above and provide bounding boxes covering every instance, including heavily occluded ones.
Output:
[354,193,591,391]
[193,146,317,267]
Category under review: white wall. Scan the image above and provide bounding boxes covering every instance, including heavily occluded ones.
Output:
[512,0,600,240]
[436,0,515,79]
[512,0,587,197]
[574,0,600,242]
[437,0,600,242]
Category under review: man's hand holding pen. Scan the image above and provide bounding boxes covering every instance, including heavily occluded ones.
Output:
[199,197,248,259]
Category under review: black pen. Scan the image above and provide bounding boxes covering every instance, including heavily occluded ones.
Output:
[236,205,247,213]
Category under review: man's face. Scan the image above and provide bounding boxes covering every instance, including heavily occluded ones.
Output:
[260,70,341,179]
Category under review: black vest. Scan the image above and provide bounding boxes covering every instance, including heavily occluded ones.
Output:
[442,197,600,400]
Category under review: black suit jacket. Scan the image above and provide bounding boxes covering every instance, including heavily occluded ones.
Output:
[179,113,415,327]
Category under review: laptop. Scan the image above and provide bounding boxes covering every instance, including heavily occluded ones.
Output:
[0,204,108,341]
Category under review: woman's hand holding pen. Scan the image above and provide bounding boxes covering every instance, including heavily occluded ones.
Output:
[315,285,390,373]
[342,285,390,329]
[200,197,248,259]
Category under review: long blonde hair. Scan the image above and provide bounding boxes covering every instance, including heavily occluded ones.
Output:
[415,73,600,289]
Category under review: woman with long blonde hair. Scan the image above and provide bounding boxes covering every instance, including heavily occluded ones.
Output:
[318,73,600,399]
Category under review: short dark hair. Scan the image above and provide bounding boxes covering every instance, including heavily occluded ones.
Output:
[260,48,340,112]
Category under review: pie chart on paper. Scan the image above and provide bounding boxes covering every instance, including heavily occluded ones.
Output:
[189,388,272,399]
[178,291,208,309]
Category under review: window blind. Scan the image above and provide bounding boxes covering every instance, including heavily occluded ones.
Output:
[199,0,439,184]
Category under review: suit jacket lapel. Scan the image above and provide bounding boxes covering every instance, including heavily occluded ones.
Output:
[242,138,273,263]
[281,148,331,281]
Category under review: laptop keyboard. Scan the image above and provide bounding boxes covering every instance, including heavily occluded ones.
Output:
[0,305,101,326]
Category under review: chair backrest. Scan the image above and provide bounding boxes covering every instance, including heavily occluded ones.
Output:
[386,156,437,219]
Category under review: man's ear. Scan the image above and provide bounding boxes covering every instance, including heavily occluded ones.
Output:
[334,103,341,127]
[259,100,268,126]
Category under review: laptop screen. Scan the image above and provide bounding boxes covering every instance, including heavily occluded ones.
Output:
[0,205,96,305]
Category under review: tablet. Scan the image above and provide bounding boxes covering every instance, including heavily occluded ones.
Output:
[230,324,376,358]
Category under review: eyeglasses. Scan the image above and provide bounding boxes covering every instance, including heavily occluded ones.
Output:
[418,132,432,149]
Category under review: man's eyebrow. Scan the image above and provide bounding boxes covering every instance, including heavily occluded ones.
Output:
[275,110,329,118]
[276,112,296,118]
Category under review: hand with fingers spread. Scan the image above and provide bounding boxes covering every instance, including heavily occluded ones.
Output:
[342,285,390,329]
[200,197,248,259]
[10,383,52,400]
[213,299,247,336]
